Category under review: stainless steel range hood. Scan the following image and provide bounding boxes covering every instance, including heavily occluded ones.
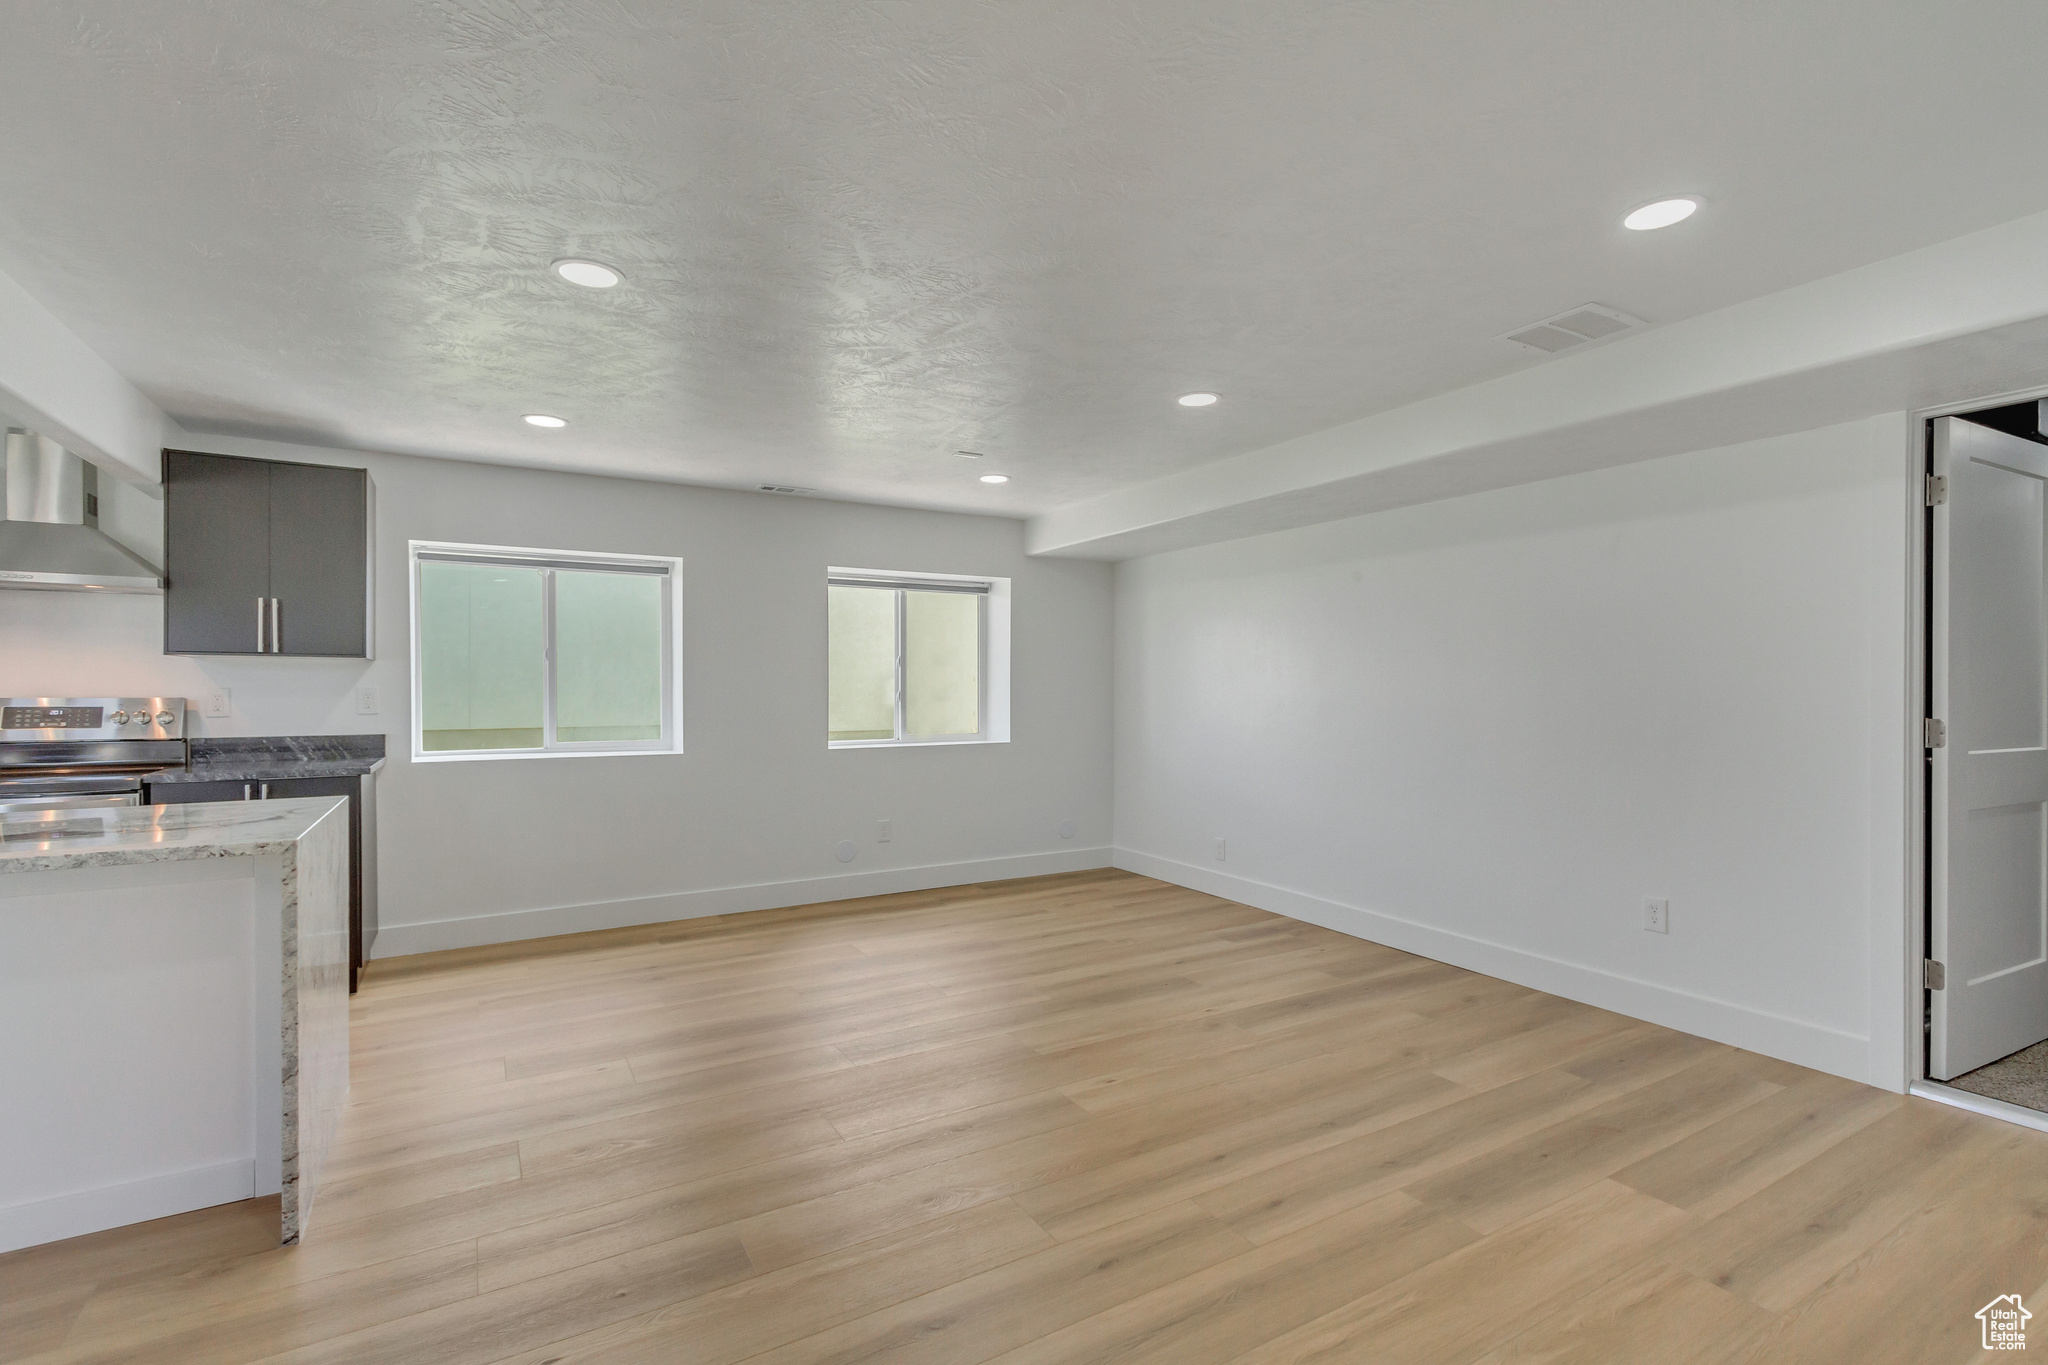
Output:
[0,431,163,594]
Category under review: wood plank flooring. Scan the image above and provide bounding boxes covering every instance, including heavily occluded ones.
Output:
[4,868,2045,1364]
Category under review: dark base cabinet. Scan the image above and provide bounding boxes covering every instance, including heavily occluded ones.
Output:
[147,776,377,993]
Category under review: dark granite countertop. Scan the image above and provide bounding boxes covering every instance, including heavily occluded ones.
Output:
[145,734,387,785]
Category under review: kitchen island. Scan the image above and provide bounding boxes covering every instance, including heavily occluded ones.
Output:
[0,797,349,1252]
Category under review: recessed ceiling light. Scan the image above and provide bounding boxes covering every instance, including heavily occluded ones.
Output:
[523,414,567,428]
[552,258,623,288]
[979,474,1009,484]
[1622,197,1699,231]
[1178,392,1219,407]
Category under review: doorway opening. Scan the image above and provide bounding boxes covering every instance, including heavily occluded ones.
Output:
[1920,396,2048,1126]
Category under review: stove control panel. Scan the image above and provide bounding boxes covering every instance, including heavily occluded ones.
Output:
[5,706,102,729]
[0,698,186,740]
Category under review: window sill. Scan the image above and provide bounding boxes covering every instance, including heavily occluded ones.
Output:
[411,747,684,764]
[828,736,1008,750]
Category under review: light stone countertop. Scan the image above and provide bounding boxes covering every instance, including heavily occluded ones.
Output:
[0,798,348,874]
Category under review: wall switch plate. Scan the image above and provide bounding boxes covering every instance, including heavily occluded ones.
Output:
[356,685,379,715]
[1644,898,1670,934]
[877,819,891,843]
[203,687,231,719]
[1214,837,1227,861]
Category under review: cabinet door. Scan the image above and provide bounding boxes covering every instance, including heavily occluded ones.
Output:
[267,461,368,657]
[145,780,252,804]
[164,451,270,655]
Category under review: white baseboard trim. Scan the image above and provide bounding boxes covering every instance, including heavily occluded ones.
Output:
[0,1157,255,1254]
[371,846,1116,958]
[1909,1081,2048,1135]
[1115,848,1873,1085]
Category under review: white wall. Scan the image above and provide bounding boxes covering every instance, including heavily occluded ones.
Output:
[0,436,1115,954]
[95,473,164,566]
[1113,414,1915,1089]
[0,261,174,485]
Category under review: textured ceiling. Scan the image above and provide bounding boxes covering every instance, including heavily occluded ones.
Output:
[4,2,2048,515]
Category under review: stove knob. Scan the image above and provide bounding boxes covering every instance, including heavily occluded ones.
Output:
[155,710,175,726]
[109,710,129,724]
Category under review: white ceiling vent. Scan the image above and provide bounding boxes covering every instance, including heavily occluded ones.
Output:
[1502,304,1645,353]
[758,484,816,494]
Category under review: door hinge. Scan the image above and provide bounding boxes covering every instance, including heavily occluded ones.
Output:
[1924,717,1947,749]
[1924,959,1946,990]
[1926,474,1948,506]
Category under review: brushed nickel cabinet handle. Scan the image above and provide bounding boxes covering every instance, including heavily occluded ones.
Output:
[256,597,266,652]
[269,598,280,653]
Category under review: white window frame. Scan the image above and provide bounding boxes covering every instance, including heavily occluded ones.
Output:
[828,566,1011,749]
[409,540,683,763]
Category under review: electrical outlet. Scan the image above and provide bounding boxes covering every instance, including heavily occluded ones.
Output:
[1214,837,1227,861]
[1644,898,1670,934]
[356,685,379,715]
[877,819,891,843]
[203,687,231,719]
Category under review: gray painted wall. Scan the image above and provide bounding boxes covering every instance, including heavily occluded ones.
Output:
[0,435,1115,953]
[1112,415,1914,1088]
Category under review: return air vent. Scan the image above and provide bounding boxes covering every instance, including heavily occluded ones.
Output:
[758,484,816,494]
[1502,304,1645,353]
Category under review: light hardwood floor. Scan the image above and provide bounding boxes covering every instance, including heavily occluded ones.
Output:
[4,868,2044,1364]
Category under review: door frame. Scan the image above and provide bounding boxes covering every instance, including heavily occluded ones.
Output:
[1907,383,2048,1093]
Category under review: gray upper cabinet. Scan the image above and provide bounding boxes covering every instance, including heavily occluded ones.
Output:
[164,450,372,657]
[266,460,372,656]
[162,452,270,654]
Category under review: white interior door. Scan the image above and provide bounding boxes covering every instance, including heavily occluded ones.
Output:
[1931,415,2048,1079]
